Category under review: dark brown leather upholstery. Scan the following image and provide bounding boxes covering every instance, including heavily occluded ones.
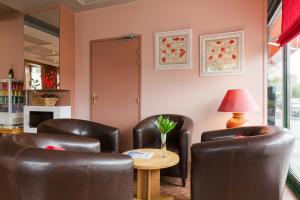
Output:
[191,126,295,200]
[0,133,10,138]
[37,118,120,153]
[0,133,133,200]
[133,114,193,187]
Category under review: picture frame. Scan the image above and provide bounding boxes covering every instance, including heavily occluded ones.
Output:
[155,29,192,70]
[200,31,244,76]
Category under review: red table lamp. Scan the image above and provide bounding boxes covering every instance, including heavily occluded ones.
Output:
[218,89,260,128]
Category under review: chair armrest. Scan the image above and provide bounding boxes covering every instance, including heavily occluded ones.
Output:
[16,133,101,153]
[20,149,133,168]
[178,117,193,155]
[178,117,193,144]
[18,151,134,200]
[201,126,263,142]
[88,124,120,153]
[176,118,192,176]
[193,132,292,160]
[37,119,120,153]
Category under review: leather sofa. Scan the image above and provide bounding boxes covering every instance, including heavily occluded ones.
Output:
[0,133,133,200]
[191,126,295,200]
[37,118,120,153]
[133,114,193,187]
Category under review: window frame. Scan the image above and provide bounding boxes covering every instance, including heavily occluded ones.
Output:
[267,3,300,199]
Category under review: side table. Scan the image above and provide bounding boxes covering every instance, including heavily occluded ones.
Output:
[123,148,179,200]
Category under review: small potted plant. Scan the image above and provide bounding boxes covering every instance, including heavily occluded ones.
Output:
[155,115,177,158]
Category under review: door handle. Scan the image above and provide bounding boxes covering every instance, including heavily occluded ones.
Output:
[92,93,98,105]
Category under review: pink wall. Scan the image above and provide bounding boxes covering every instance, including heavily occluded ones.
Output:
[75,0,266,145]
[59,5,75,111]
[0,14,24,80]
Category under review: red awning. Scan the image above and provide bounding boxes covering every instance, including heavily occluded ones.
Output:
[277,0,300,46]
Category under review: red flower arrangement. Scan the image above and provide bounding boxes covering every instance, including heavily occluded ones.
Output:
[41,71,57,89]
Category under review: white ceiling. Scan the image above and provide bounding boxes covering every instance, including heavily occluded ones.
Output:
[0,0,141,12]
[29,9,59,28]
[24,25,59,67]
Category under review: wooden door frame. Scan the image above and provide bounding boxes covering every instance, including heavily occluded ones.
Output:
[89,35,142,122]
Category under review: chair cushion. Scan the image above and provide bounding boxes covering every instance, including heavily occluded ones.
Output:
[45,145,66,151]
[235,134,245,139]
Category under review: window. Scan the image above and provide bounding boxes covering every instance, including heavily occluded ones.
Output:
[288,34,300,179]
[267,6,300,197]
[267,10,283,127]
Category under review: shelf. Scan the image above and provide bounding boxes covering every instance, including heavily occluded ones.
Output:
[0,79,24,126]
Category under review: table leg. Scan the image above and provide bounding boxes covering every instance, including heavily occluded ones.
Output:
[137,170,148,199]
[136,169,173,200]
[149,169,160,198]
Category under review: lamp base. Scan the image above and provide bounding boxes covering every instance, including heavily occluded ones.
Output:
[226,113,249,128]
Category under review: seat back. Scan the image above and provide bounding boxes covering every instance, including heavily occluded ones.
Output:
[191,126,295,200]
[133,114,190,148]
[37,118,120,152]
[0,134,133,200]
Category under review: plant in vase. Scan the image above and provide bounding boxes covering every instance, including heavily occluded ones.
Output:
[28,79,41,102]
[28,79,41,90]
[155,115,177,158]
[28,79,59,106]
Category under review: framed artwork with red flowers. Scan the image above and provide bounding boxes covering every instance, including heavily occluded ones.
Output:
[155,29,192,70]
[200,31,244,76]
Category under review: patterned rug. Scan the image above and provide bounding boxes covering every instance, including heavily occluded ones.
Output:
[160,176,190,200]
[134,175,297,200]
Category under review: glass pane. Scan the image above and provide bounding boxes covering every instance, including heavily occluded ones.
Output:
[0,82,9,113]
[11,82,24,113]
[267,12,283,126]
[289,34,300,178]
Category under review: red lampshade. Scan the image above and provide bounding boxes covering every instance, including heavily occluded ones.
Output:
[218,89,260,112]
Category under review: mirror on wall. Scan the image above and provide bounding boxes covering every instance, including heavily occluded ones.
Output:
[24,8,60,90]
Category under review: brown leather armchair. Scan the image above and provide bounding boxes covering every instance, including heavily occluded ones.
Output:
[0,133,134,200]
[191,126,295,200]
[133,114,193,187]
[37,118,120,153]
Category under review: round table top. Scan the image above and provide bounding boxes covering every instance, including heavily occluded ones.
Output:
[123,148,179,170]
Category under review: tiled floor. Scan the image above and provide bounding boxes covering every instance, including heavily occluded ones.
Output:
[276,113,300,178]
[157,176,299,200]
[290,117,300,178]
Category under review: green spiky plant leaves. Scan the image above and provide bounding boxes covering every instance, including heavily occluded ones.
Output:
[154,115,177,135]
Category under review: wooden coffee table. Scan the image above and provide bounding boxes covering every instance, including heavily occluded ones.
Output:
[124,148,179,200]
